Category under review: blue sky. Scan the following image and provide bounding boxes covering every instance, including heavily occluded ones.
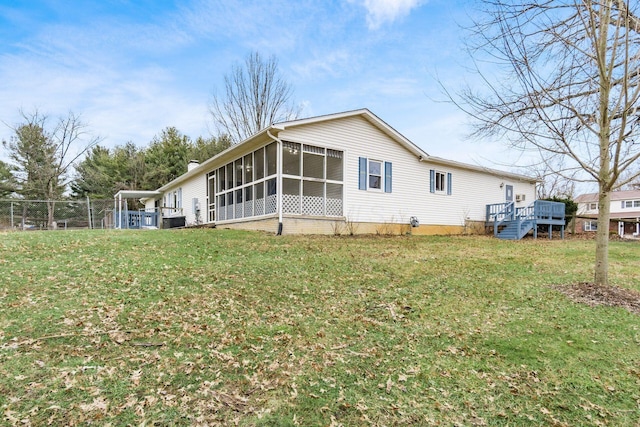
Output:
[0,0,521,169]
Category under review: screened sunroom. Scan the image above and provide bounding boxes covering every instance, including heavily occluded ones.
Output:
[207,141,344,223]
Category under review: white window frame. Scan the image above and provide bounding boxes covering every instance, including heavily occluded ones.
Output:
[368,159,383,191]
[589,203,597,210]
[584,220,598,231]
[435,171,446,193]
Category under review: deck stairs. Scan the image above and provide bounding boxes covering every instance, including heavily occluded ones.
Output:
[486,200,566,240]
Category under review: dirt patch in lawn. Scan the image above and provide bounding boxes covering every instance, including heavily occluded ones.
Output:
[555,282,640,315]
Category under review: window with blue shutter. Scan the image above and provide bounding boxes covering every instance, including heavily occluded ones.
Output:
[384,162,392,193]
[430,170,452,195]
[359,157,367,190]
[430,170,435,193]
[360,157,393,193]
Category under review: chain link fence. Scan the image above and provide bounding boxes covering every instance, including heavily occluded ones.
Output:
[0,199,116,231]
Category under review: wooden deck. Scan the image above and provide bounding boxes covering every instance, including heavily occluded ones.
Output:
[486,200,566,240]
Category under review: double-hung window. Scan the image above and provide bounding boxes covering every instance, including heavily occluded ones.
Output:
[358,157,392,193]
[435,172,445,192]
[368,160,382,190]
[430,169,452,195]
[584,220,597,231]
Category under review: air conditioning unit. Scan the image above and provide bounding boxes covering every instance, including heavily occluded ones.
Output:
[515,194,525,202]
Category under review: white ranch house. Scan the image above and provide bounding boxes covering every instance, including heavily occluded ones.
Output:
[115,109,542,235]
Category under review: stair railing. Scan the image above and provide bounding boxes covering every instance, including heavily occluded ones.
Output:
[492,202,515,237]
[514,202,536,239]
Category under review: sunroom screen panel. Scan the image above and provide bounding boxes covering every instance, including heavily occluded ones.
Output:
[254,182,264,216]
[217,194,226,221]
[327,150,343,181]
[255,147,265,180]
[303,180,324,215]
[244,186,253,217]
[303,151,324,179]
[266,142,277,176]
[235,189,243,218]
[326,183,343,216]
[283,142,301,176]
[283,178,301,214]
[226,192,234,219]
[244,154,253,184]
[265,178,277,214]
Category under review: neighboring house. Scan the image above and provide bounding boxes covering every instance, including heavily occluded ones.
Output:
[125,109,537,235]
[575,190,640,237]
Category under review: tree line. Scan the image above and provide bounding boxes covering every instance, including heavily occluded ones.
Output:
[72,128,231,200]
[0,111,231,201]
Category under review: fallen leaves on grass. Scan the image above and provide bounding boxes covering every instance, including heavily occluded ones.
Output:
[555,282,640,315]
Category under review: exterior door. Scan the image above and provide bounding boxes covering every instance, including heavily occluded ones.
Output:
[505,185,514,219]
[505,185,514,203]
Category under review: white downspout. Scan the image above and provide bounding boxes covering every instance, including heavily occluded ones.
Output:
[267,128,283,235]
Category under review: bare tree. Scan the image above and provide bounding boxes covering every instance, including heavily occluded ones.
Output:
[450,1,640,286]
[209,52,300,144]
[3,109,102,227]
[520,158,577,200]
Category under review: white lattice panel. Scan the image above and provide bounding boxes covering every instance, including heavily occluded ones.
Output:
[218,208,226,221]
[326,198,343,216]
[235,203,243,219]
[255,198,264,216]
[283,194,300,214]
[226,205,234,220]
[303,196,324,216]
[244,201,253,217]
[266,195,277,214]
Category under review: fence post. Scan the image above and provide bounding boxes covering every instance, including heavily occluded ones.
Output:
[86,196,92,229]
[10,202,14,228]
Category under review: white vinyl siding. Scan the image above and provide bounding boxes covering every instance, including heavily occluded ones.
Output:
[152,112,537,232]
[278,115,536,225]
[163,173,207,226]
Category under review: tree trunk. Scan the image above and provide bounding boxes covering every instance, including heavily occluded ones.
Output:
[594,188,611,285]
[47,200,56,229]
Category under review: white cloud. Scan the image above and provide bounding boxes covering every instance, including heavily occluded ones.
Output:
[353,0,425,30]
[290,49,355,79]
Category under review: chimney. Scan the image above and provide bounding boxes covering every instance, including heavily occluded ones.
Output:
[187,160,199,172]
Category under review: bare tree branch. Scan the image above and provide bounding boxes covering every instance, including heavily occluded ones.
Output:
[449,0,640,285]
[209,52,301,144]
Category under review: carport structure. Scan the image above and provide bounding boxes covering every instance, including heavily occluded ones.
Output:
[114,190,161,229]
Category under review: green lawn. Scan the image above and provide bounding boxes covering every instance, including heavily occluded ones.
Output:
[1,229,639,426]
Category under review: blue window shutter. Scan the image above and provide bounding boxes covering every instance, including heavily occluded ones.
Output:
[622,201,625,208]
[446,172,452,195]
[429,169,435,193]
[359,157,367,190]
[384,162,392,193]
